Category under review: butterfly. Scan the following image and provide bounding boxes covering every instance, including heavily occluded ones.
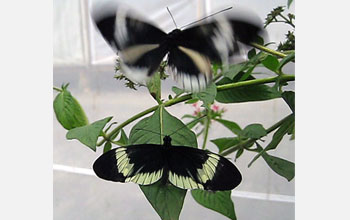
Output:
[93,135,242,191]
[91,3,262,91]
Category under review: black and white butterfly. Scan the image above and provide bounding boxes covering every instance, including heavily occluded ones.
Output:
[93,135,242,191]
[91,3,262,91]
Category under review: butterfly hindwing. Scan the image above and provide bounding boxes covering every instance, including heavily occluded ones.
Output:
[93,144,165,186]
[166,146,242,191]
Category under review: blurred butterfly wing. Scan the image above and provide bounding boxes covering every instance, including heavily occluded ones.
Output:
[167,46,212,92]
[178,17,262,63]
[92,4,168,84]
[93,145,165,186]
[167,146,242,190]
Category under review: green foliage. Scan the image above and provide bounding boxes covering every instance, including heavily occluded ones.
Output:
[66,117,112,151]
[53,3,295,219]
[192,190,237,220]
[215,76,281,103]
[53,84,89,130]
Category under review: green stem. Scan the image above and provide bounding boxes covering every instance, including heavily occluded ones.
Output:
[279,14,295,28]
[251,42,287,58]
[216,74,294,91]
[97,75,295,146]
[202,113,211,150]
[53,87,62,92]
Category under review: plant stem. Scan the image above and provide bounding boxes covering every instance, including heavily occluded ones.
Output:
[251,42,287,58]
[201,113,211,150]
[53,87,62,92]
[216,74,294,91]
[97,75,294,146]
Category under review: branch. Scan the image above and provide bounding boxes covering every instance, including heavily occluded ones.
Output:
[97,74,295,146]
[251,42,287,58]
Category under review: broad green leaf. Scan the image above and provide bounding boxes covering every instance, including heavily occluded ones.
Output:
[191,190,237,220]
[241,124,267,139]
[103,142,112,153]
[282,91,295,113]
[192,83,217,109]
[66,117,112,151]
[129,107,195,220]
[261,55,280,72]
[129,107,197,148]
[262,152,295,181]
[216,77,281,103]
[141,181,186,220]
[214,118,242,135]
[147,72,161,102]
[53,85,89,130]
[211,137,240,153]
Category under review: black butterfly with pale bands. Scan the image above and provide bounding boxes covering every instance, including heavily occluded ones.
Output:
[91,3,263,91]
[93,135,242,191]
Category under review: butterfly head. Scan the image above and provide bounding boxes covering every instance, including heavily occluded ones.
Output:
[163,135,172,147]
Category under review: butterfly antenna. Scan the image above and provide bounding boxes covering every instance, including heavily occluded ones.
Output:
[134,128,166,137]
[166,7,178,29]
[168,115,207,137]
[180,6,233,30]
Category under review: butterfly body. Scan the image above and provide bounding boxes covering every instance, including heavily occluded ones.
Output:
[92,3,263,91]
[93,135,242,191]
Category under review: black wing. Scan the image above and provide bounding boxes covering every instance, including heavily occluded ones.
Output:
[93,144,165,186]
[166,146,242,191]
[167,12,262,91]
[178,15,262,63]
[92,3,168,84]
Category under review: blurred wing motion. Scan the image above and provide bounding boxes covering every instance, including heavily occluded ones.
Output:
[92,3,263,91]
[93,136,242,191]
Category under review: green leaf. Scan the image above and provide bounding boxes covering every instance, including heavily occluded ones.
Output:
[129,107,195,220]
[262,152,295,181]
[261,55,280,72]
[147,72,161,103]
[103,142,112,153]
[66,117,112,151]
[141,181,186,220]
[191,190,237,220]
[117,129,129,145]
[282,91,295,113]
[211,137,240,153]
[192,83,217,109]
[214,119,242,135]
[184,98,199,104]
[241,124,267,139]
[172,86,184,97]
[215,76,281,103]
[247,48,256,60]
[248,114,295,167]
[53,85,89,130]
[235,148,244,160]
[129,107,197,148]
[287,0,294,8]
[277,52,295,73]
[222,63,247,80]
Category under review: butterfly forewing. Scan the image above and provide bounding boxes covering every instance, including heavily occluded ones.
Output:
[93,144,165,186]
[166,146,242,191]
